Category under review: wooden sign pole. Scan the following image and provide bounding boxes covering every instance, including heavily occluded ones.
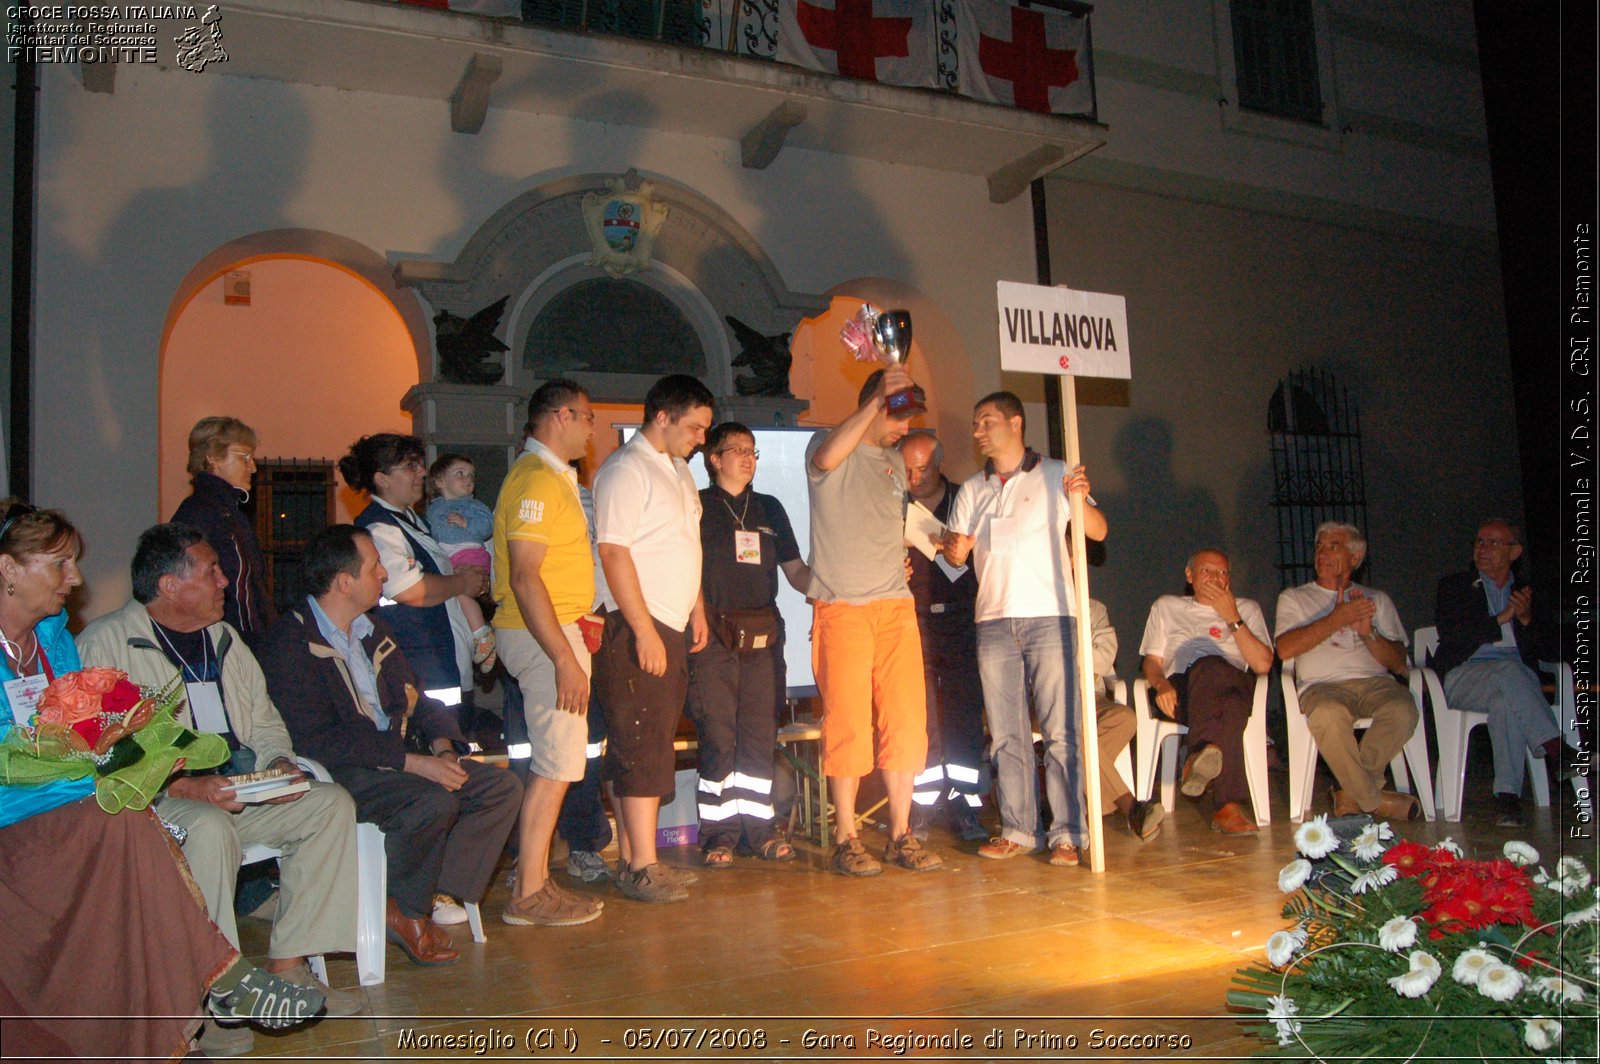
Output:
[1060,376,1104,873]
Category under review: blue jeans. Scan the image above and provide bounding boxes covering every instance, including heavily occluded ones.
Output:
[976,616,1084,849]
[1444,659,1560,796]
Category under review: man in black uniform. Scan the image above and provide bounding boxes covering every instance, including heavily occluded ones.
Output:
[899,431,989,841]
[687,422,812,864]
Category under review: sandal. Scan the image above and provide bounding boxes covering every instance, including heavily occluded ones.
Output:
[831,836,883,877]
[703,846,735,868]
[756,838,797,862]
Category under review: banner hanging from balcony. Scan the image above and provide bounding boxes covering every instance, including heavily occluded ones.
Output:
[398,0,523,15]
[955,1,1092,114]
[777,0,938,87]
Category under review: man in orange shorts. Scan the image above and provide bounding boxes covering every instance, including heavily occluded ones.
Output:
[805,365,941,875]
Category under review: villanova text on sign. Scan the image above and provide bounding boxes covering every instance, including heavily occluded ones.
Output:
[1003,306,1119,352]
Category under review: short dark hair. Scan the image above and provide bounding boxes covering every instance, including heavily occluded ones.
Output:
[526,379,589,431]
[337,433,425,493]
[858,369,886,408]
[975,391,1025,431]
[428,452,473,484]
[304,524,371,598]
[703,422,754,474]
[131,523,205,604]
[644,374,715,424]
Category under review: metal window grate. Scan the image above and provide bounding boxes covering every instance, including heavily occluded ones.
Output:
[248,459,335,616]
[1268,368,1367,588]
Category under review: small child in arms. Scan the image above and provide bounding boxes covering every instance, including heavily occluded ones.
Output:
[427,453,497,672]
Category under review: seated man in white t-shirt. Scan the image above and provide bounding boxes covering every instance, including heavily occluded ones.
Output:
[1275,522,1421,821]
[1138,550,1273,834]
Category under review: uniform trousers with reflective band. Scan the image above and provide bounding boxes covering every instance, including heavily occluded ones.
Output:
[595,611,688,800]
[811,598,928,779]
[157,781,359,956]
[687,637,780,851]
[1096,697,1137,815]
[557,691,614,854]
[915,608,987,808]
[1298,675,1420,810]
[1168,655,1254,811]
[976,616,1084,850]
[330,759,522,919]
[1442,659,1559,797]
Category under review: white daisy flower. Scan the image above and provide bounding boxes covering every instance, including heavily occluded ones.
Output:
[1378,916,1417,952]
[1554,857,1592,891]
[1388,950,1441,998]
[1294,814,1338,859]
[1523,1017,1561,1052]
[1265,927,1307,967]
[1477,962,1525,1001]
[1266,994,1301,1047]
[1278,858,1312,893]
[1452,947,1496,985]
[1503,840,1540,866]
[1352,864,1399,894]
[1569,900,1600,926]
[1351,823,1391,860]
[1437,836,1464,857]
[1531,975,1586,1004]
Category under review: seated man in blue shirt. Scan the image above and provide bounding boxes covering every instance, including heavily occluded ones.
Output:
[259,525,523,967]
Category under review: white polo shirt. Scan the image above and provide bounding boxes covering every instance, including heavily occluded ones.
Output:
[947,451,1082,624]
[594,432,703,632]
[1275,581,1407,689]
[1139,594,1271,677]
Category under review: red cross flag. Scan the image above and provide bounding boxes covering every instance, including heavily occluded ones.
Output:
[777,0,938,87]
[956,0,1093,115]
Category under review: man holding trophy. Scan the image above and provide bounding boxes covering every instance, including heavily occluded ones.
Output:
[805,306,943,876]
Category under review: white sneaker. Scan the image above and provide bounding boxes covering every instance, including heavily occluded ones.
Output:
[432,893,469,925]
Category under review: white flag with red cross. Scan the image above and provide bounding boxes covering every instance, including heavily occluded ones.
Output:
[777,0,938,87]
[955,0,1093,115]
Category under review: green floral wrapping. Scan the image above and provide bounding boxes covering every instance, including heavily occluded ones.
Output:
[0,704,229,814]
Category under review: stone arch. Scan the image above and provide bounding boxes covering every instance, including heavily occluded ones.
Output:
[395,171,826,402]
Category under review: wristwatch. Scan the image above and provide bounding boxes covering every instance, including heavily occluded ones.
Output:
[1225,619,1243,635]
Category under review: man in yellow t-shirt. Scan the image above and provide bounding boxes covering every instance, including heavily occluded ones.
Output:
[491,379,602,928]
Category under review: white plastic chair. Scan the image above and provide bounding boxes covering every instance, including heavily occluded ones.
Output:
[1131,672,1271,826]
[241,756,484,988]
[1414,626,1585,822]
[1280,658,1435,822]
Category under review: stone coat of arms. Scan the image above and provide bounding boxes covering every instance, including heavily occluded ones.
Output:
[582,173,669,277]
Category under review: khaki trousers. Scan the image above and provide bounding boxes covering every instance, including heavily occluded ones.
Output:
[1298,676,1420,811]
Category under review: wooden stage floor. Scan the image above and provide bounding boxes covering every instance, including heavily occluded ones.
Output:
[237,769,1591,1062]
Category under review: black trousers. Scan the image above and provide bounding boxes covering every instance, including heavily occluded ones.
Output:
[595,612,688,800]
[1170,655,1255,810]
[687,638,780,851]
[331,759,522,919]
[916,609,987,803]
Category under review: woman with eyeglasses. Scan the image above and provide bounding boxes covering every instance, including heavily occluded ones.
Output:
[171,416,276,649]
[0,500,326,1058]
[686,424,811,866]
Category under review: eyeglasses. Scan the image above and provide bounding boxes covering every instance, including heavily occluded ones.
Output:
[226,449,256,465]
[716,447,760,460]
[0,501,37,543]
[564,407,596,425]
[387,459,426,475]
[1475,537,1515,549]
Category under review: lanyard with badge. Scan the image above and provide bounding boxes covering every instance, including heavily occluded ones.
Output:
[3,631,55,725]
[723,493,762,565]
[154,625,231,739]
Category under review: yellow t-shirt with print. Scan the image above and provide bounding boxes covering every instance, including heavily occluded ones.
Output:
[491,449,594,629]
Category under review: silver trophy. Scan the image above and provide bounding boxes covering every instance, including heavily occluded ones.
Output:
[871,309,926,416]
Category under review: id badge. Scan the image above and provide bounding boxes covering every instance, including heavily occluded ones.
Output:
[987,516,1017,555]
[184,681,229,734]
[734,530,762,565]
[4,674,48,725]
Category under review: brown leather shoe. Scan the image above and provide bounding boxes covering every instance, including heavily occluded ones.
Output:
[386,897,459,966]
[1329,787,1362,817]
[1375,790,1422,821]
[1210,801,1259,834]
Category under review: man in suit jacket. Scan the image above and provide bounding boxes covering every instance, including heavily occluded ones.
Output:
[1432,518,1577,826]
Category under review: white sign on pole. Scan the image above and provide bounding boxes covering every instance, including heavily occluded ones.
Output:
[996,280,1131,379]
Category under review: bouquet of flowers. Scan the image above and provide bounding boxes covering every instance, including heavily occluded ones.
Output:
[0,667,228,813]
[1231,814,1596,1061]
[840,302,885,363]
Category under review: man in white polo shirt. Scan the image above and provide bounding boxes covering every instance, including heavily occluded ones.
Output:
[942,391,1106,868]
[1276,522,1420,822]
[1138,549,1273,834]
[594,374,714,903]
